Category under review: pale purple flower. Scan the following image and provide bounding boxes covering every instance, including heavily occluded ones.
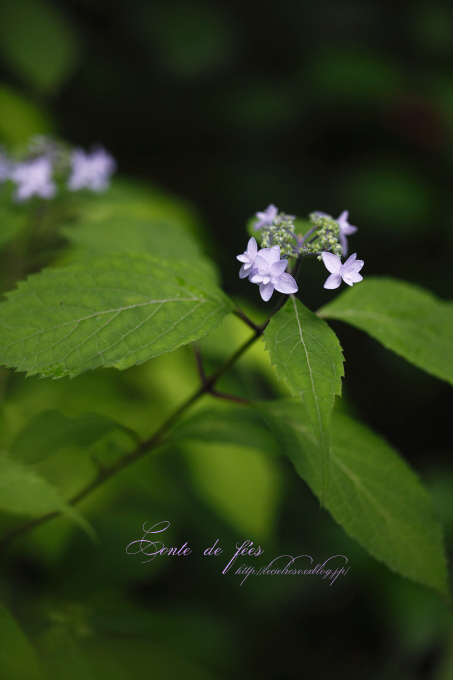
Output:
[254,204,278,230]
[316,209,358,256]
[67,147,116,193]
[336,210,357,257]
[10,156,56,202]
[237,237,258,278]
[250,245,298,301]
[322,252,364,290]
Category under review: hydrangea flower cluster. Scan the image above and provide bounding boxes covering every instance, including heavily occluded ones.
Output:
[238,204,364,301]
[237,237,298,301]
[68,148,117,192]
[0,138,116,202]
[10,156,56,202]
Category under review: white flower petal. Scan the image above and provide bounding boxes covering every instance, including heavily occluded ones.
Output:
[342,253,357,269]
[250,273,265,283]
[258,245,280,264]
[321,251,342,274]
[254,254,270,272]
[350,259,364,272]
[342,224,357,235]
[324,273,342,289]
[239,264,249,279]
[247,237,258,255]
[339,232,348,257]
[274,273,298,294]
[260,282,275,301]
[270,260,287,277]
[237,254,247,263]
[343,271,363,284]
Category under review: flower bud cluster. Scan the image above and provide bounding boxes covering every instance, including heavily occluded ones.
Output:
[259,216,298,259]
[303,213,342,259]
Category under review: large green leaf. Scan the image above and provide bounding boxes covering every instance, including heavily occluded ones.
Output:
[0,253,232,378]
[11,410,136,464]
[63,180,218,280]
[261,400,449,597]
[62,216,218,281]
[319,277,453,386]
[0,604,45,680]
[0,454,90,532]
[263,296,344,497]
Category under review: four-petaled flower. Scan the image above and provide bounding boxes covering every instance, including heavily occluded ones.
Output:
[321,252,364,289]
[68,147,116,193]
[236,237,258,278]
[254,204,278,230]
[249,245,298,301]
[10,156,56,202]
[336,210,357,256]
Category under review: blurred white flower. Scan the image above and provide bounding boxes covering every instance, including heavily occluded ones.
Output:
[68,147,116,192]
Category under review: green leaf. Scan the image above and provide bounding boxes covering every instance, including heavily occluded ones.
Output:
[0,84,50,146]
[0,454,92,534]
[261,400,449,597]
[263,296,344,498]
[170,405,278,455]
[62,215,218,281]
[0,604,45,680]
[0,0,81,93]
[0,253,233,378]
[319,277,453,386]
[11,410,136,464]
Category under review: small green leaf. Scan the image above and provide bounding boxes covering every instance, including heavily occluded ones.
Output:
[262,400,449,597]
[0,604,45,680]
[0,253,233,378]
[319,277,453,386]
[0,454,92,534]
[11,410,136,464]
[0,0,81,93]
[263,296,344,498]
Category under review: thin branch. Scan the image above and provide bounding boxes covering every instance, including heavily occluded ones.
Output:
[298,226,317,245]
[209,389,252,405]
[0,325,265,555]
[192,344,207,385]
[0,273,301,554]
[233,307,262,333]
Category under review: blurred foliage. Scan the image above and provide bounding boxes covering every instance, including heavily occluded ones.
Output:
[0,0,452,679]
[0,0,80,94]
